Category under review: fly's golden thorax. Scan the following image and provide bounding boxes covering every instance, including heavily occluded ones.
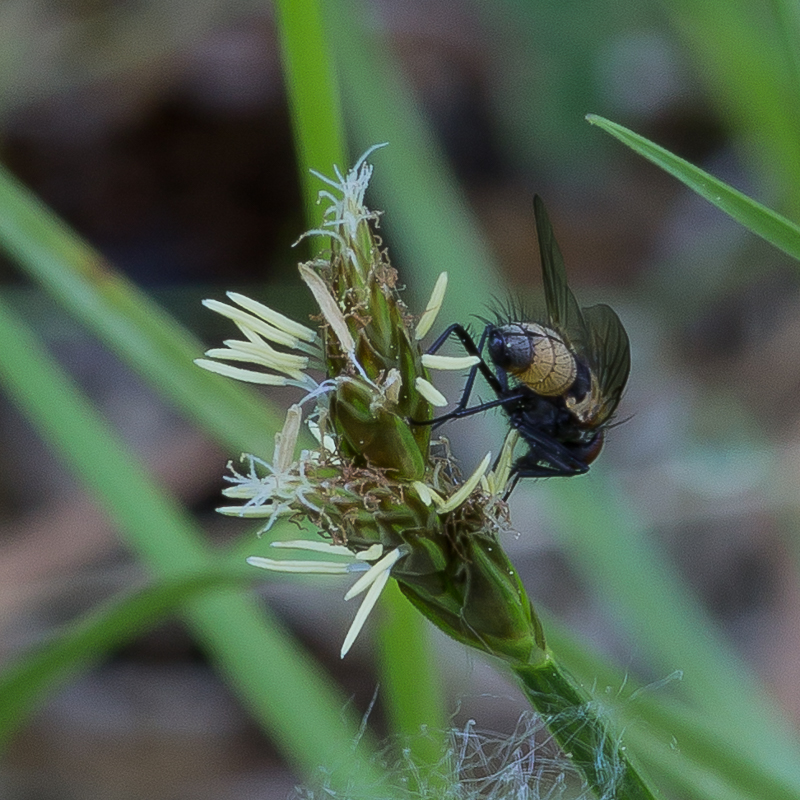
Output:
[501,322,577,396]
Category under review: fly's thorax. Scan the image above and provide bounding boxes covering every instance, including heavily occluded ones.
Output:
[488,322,577,396]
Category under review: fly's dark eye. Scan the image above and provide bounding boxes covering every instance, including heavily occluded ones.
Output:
[487,329,510,367]
[488,325,534,373]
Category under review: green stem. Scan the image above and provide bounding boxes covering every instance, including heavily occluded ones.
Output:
[513,656,662,800]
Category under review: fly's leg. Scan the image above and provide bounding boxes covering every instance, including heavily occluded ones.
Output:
[427,323,502,395]
[414,324,520,426]
[503,423,591,498]
[502,451,589,499]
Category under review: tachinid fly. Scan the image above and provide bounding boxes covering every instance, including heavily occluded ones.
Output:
[421,195,630,492]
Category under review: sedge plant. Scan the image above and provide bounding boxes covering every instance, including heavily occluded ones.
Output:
[196,146,661,800]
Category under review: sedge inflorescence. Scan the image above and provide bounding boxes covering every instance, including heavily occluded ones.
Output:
[196,145,545,663]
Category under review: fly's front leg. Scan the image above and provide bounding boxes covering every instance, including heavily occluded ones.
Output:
[413,324,508,426]
[426,324,502,394]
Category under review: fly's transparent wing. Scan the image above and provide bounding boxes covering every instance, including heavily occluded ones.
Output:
[533,196,630,422]
[582,303,631,423]
[533,195,590,353]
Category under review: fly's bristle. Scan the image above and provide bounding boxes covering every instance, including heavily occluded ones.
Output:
[486,294,542,327]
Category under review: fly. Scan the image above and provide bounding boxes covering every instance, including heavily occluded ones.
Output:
[418,195,630,493]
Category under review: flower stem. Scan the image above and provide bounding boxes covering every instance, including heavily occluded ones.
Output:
[513,657,662,800]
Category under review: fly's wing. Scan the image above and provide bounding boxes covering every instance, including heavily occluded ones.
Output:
[534,196,630,423]
[533,195,591,354]
[582,304,631,424]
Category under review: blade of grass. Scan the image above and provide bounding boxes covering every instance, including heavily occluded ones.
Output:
[586,114,800,263]
[0,293,387,795]
[374,581,448,792]
[0,570,247,739]
[0,162,277,459]
[662,1,800,214]
[274,0,347,229]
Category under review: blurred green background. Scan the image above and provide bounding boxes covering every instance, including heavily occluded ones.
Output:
[2,1,800,798]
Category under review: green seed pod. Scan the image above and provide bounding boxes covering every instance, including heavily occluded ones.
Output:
[329,380,427,480]
[395,526,547,666]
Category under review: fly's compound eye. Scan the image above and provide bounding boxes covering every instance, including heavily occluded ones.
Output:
[488,324,532,372]
[489,323,577,396]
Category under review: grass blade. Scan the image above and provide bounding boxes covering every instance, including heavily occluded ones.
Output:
[274,0,347,227]
[0,571,246,741]
[586,114,800,262]
[0,161,278,458]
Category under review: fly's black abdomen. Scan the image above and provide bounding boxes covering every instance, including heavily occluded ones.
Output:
[502,388,600,478]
